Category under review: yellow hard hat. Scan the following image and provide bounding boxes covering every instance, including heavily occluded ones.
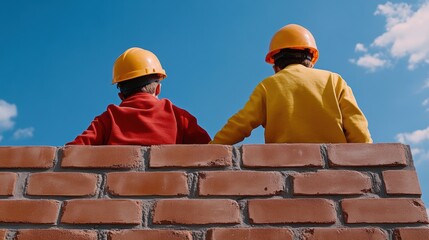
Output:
[112,47,167,84]
[265,24,319,65]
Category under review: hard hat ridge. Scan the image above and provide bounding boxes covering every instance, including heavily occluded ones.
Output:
[112,47,167,84]
[265,24,319,65]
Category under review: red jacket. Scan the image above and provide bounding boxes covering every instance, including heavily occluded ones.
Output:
[67,93,211,145]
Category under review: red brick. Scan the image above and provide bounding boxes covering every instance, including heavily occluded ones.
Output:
[153,199,240,225]
[248,199,335,224]
[108,230,192,240]
[150,145,232,168]
[207,228,293,240]
[327,143,407,167]
[0,200,60,224]
[341,198,428,223]
[383,170,422,195]
[293,170,372,195]
[0,172,16,196]
[0,230,6,240]
[242,144,323,167]
[62,146,142,169]
[394,228,429,240]
[0,146,55,168]
[61,199,141,224]
[27,172,98,196]
[198,171,284,196]
[303,228,387,240]
[107,172,188,196]
[16,229,98,240]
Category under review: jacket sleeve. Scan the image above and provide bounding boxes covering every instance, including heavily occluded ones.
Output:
[66,114,108,145]
[337,79,372,143]
[211,84,266,145]
[178,109,211,144]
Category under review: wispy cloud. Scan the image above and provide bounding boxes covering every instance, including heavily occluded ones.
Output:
[422,98,429,112]
[13,127,35,140]
[375,2,413,30]
[423,78,429,89]
[349,54,388,72]
[396,127,429,165]
[412,149,429,165]
[0,100,17,141]
[411,147,422,156]
[396,126,429,144]
[352,1,429,71]
[355,43,368,53]
[0,99,35,142]
[0,99,17,130]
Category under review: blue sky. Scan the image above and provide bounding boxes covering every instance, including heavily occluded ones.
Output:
[1,0,428,212]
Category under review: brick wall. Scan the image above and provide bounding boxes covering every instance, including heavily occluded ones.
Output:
[0,143,428,240]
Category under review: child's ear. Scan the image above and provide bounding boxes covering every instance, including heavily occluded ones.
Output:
[118,92,125,100]
[273,65,280,73]
[155,84,161,96]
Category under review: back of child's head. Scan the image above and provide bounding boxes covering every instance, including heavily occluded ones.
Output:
[117,74,162,98]
[112,47,167,99]
[273,48,313,70]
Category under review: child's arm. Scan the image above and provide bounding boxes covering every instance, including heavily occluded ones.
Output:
[211,84,266,145]
[66,115,108,145]
[180,110,211,144]
[338,81,372,143]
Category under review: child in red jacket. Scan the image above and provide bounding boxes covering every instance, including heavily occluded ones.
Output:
[67,47,211,145]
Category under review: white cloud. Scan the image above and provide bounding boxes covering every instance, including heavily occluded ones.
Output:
[423,79,429,89]
[0,99,34,142]
[355,43,368,52]
[423,98,429,106]
[13,127,34,140]
[351,54,388,72]
[396,126,429,144]
[398,126,429,165]
[414,149,429,163]
[415,150,429,165]
[353,1,429,70]
[0,99,17,132]
[411,147,422,156]
[396,126,429,164]
[374,2,413,30]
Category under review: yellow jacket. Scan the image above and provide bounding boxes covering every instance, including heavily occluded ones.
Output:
[212,64,372,144]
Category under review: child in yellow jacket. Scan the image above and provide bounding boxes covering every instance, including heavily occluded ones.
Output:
[211,24,372,144]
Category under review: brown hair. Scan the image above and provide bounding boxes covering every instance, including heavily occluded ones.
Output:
[117,74,162,98]
[273,49,313,69]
